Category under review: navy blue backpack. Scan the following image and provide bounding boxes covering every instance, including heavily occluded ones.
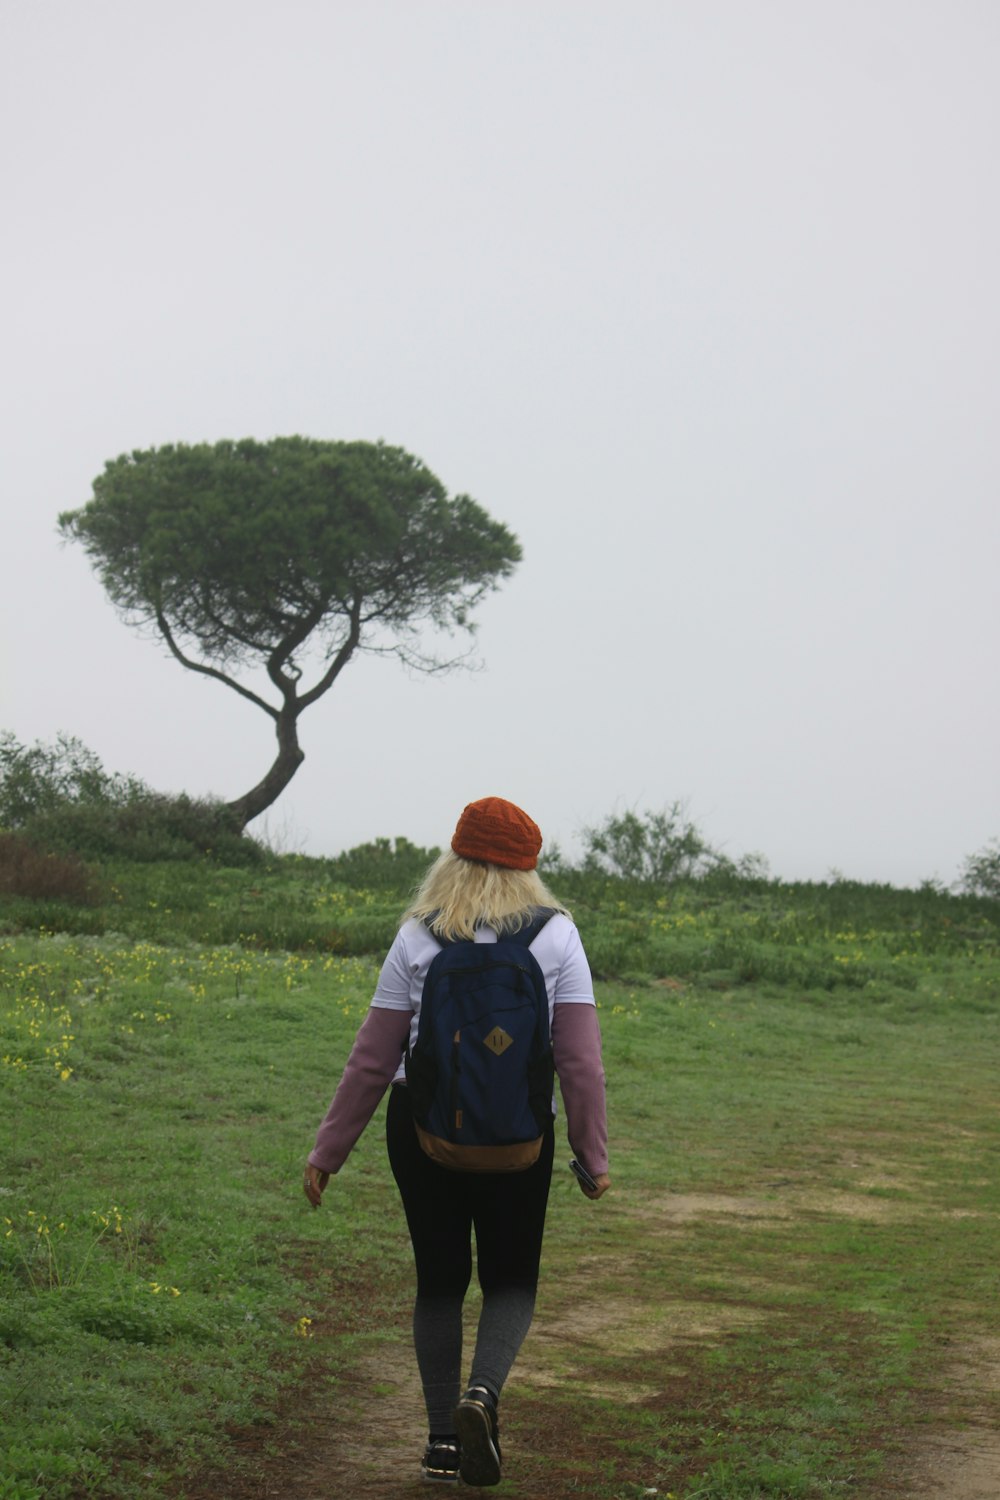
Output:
[404,910,555,1172]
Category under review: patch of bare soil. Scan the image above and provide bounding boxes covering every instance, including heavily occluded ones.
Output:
[902,1337,1000,1500]
[906,1431,1000,1500]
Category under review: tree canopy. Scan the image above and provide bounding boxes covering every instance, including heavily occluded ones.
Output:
[60,437,521,825]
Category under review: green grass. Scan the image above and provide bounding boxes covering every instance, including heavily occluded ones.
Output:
[521,974,1000,1496]
[0,932,377,1497]
[1,856,999,1497]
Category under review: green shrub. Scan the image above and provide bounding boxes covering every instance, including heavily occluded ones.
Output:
[20,794,264,866]
[1,733,262,866]
[0,731,145,825]
[0,833,100,905]
[959,838,1000,900]
[324,836,440,890]
[581,803,718,883]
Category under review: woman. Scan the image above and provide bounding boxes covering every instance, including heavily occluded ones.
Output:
[304,796,610,1488]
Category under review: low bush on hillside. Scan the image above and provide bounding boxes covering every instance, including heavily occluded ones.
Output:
[21,793,264,866]
[0,832,100,905]
[323,836,441,890]
[579,803,771,886]
[0,732,262,865]
[580,803,715,882]
[959,837,1000,900]
[0,730,146,825]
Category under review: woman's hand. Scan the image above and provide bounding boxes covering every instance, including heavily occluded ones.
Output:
[303,1163,330,1208]
[580,1173,611,1200]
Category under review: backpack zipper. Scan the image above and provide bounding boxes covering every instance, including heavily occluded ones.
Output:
[450,1028,462,1133]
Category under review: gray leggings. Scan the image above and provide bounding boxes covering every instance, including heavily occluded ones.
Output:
[386,1084,554,1431]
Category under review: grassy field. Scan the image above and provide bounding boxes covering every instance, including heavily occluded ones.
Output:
[1,852,998,1498]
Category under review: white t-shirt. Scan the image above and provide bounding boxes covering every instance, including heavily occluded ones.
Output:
[371,913,596,1084]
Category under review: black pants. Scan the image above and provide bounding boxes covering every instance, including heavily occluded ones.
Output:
[386,1083,555,1297]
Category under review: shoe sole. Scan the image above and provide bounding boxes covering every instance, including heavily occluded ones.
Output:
[421,1442,461,1484]
[454,1398,501,1487]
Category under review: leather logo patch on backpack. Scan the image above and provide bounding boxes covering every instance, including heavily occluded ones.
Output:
[483,1026,514,1056]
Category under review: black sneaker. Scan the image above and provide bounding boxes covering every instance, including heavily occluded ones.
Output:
[453,1387,501,1487]
[420,1438,461,1484]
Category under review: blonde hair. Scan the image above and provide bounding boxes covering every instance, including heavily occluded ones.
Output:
[403,849,570,941]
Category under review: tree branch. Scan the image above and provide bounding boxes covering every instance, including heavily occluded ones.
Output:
[361,636,480,675]
[265,597,340,698]
[155,608,279,720]
[196,588,272,654]
[297,598,364,711]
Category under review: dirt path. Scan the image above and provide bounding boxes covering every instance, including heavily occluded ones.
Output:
[905,1337,1000,1500]
[178,1192,1000,1499]
[181,1292,632,1498]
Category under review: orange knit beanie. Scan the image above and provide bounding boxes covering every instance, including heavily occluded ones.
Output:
[451,796,543,870]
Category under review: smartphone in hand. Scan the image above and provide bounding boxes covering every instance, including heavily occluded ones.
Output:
[569,1158,598,1192]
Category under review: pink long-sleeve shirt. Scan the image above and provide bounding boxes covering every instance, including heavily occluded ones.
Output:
[309,915,609,1177]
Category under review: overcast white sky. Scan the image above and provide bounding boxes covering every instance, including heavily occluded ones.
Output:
[2,0,998,884]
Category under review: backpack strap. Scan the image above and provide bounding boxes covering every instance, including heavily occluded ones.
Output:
[422,906,555,950]
[503,907,555,949]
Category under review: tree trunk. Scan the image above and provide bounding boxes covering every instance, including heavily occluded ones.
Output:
[226,709,305,830]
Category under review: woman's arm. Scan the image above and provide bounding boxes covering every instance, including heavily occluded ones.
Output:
[307,1006,413,1179]
[551,1000,609,1182]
